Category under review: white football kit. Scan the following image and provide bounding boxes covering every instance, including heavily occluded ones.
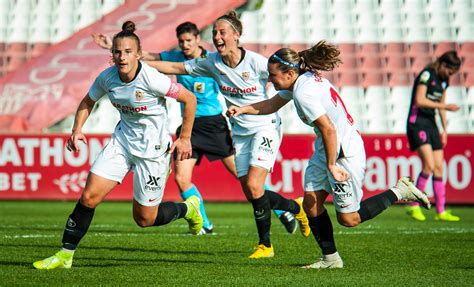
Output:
[279,72,366,213]
[184,50,283,176]
[88,62,181,206]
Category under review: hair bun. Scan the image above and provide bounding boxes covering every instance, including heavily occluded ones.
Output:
[122,21,136,33]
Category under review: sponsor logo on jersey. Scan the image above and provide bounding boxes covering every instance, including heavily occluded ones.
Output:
[258,137,274,154]
[135,90,144,101]
[145,175,162,191]
[241,71,250,81]
[218,85,257,98]
[260,137,273,148]
[333,182,353,199]
[112,102,148,114]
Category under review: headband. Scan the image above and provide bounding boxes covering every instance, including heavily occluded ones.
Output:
[271,54,299,69]
[217,18,239,35]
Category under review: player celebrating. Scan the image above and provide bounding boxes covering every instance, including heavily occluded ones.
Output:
[227,41,431,268]
[147,12,310,258]
[92,22,297,235]
[33,21,202,270]
[406,51,461,222]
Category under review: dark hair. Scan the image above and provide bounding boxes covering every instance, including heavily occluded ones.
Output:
[111,20,141,52]
[438,50,461,70]
[215,11,243,36]
[176,22,199,37]
[269,41,341,76]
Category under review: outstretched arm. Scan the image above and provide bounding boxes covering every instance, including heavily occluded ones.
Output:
[91,33,161,60]
[146,60,187,75]
[227,94,290,117]
[67,94,96,152]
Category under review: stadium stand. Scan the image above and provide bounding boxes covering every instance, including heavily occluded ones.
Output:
[0,0,473,134]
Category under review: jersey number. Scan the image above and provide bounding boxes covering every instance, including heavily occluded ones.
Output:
[330,87,354,125]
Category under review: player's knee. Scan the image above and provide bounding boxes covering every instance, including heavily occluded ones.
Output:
[336,215,360,227]
[422,164,434,174]
[133,214,153,227]
[245,180,263,199]
[80,193,101,209]
[174,173,191,189]
[433,165,443,176]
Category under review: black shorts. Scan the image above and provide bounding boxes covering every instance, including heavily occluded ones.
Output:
[406,120,442,152]
[175,114,234,165]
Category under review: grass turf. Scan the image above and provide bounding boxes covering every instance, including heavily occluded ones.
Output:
[0,201,473,286]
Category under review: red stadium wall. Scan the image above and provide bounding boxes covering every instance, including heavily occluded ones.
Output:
[0,134,472,204]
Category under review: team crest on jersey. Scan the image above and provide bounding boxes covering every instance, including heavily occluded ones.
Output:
[242,72,250,81]
[135,90,144,101]
[194,82,205,93]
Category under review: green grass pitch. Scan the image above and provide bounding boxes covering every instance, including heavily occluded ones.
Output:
[1,201,473,286]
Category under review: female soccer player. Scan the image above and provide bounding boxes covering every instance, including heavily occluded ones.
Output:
[92,22,297,235]
[227,41,431,268]
[147,12,310,258]
[33,21,202,270]
[406,51,461,222]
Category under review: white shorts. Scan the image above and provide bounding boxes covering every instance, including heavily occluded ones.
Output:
[233,128,281,177]
[90,138,171,207]
[304,148,366,213]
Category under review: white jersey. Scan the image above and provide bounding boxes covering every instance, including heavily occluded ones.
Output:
[279,72,364,157]
[184,49,282,136]
[89,62,180,159]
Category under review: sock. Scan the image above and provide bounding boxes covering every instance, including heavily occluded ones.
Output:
[181,184,212,228]
[411,172,430,207]
[358,190,398,222]
[265,184,285,218]
[251,194,272,247]
[308,210,336,255]
[433,176,446,214]
[264,190,300,214]
[153,202,187,226]
[62,201,95,251]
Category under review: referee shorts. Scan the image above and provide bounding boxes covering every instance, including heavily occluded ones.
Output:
[175,114,234,165]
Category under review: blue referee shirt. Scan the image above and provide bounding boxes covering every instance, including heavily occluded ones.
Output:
[160,49,222,118]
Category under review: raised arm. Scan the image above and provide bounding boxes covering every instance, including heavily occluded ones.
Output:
[91,33,161,61]
[67,94,96,152]
[146,60,187,75]
[169,86,196,161]
[227,93,290,117]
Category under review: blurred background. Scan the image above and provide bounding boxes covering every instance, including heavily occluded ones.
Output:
[0,0,472,202]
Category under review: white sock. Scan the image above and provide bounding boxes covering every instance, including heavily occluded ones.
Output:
[324,252,341,261]
[390,187,403,201]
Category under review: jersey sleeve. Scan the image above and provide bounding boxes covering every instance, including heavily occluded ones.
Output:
[295,90,326,124]
[88,74,106,101]
[418,69,433,86]
[146,68,175,98]
[184,55,213,78]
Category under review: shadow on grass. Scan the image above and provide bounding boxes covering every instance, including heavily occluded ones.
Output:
[0,242,242,256]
